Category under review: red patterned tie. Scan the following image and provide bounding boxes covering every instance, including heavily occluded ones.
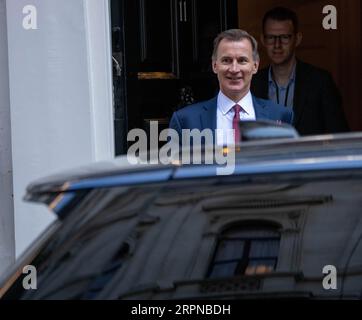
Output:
[233,104,242,144]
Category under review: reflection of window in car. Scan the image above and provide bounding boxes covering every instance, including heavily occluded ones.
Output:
[207,224,280,278]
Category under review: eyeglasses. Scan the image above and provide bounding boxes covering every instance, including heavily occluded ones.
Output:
[263,34,293,45]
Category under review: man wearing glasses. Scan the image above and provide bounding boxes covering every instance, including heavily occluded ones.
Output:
[251,6,349,135]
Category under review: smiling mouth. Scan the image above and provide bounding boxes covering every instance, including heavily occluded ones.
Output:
[227,77,242,81]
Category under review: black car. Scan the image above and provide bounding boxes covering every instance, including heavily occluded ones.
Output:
[1,132,362,299]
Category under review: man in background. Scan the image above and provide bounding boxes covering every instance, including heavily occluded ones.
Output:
[251,6,349,135]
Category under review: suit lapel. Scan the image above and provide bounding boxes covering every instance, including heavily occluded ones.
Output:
[252,67,269,99]
[200,96,217,130]
[293,60,307,127]
[259,68,269,99]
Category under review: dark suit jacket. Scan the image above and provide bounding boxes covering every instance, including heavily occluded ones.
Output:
[169,94,293,141]
[251,60,349,135]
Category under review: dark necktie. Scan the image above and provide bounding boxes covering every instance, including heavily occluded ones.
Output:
[233,104,242,144]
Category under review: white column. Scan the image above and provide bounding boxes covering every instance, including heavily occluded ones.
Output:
[0,0,15,276]
[84,0,115,161]
[6,0,114,257]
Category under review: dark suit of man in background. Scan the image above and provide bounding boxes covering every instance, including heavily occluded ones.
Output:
[251,6,349,136]
[170,29,293,146]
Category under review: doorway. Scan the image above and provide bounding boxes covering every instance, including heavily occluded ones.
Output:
[110,0,238,154]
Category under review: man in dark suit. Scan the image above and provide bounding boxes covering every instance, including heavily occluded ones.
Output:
[251,6,349,136]
[169,29,293,146]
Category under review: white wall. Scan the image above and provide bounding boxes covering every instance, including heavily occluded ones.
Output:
[0,0,15,275]
[5,0,114,257]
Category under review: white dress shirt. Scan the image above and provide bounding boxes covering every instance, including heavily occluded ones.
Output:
[216,91,256,145]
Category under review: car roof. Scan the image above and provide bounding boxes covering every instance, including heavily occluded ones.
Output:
[25,132,362,195]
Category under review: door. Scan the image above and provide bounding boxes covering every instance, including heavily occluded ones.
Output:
[111,0,238,154]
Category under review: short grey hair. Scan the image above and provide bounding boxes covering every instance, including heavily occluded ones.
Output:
[211,29,260,62]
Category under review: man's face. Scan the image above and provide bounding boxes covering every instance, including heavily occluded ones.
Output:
[261,19,302,66]
[212,38,259,102]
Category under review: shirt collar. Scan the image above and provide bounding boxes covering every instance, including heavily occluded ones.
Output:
[217,90,253,116]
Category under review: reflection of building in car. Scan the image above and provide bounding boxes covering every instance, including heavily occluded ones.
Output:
[1,132,362,299]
